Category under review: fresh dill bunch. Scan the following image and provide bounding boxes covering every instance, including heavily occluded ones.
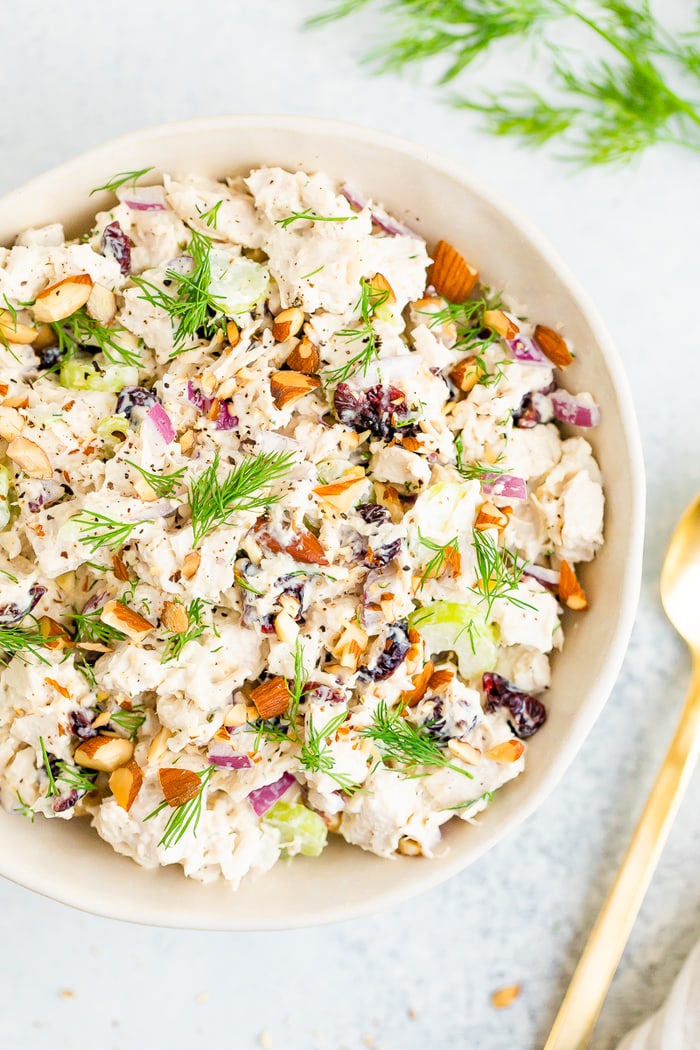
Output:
[187,449,295,546]
[308,0,700,166]
[90,166,155,196]
[0,621,53,666]
[145,766,215,849]
[49,308,141,368]
[110,705,147,740]
[454,433,506,483]
[131,227,228,356]
[361,701,473,778]
[68,606,126,645]
[323,277,392,384]
[73,510,146,553]
[275,208,359,229]
[417,530,460,591]
[160,599,211,663]
[469,527,533,616]
[125,459,187,500]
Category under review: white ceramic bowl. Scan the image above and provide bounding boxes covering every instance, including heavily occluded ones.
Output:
[0,115,644,930]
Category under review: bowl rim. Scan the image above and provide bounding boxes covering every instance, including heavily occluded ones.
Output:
[0,114,646,928]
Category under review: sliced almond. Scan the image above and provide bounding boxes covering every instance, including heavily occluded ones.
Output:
[483,309,519,340]
[533,324,573,368]
[314,469,367,513]
[2,392,29,409]
[257,524,329,566]
[403,660,435,707]
[0,407,25,441]
[86,283,117,324]
[447,738,482,765]
[38,615,73,651]
[401,435,422,453]
[429,241,478,303]
[179,429,195,454]
[250,677,291,720]
[272,307,304,342]
[182,550,201,579]
[273,610,299,645]
[491,985,522,1009]
[450,357,486,393]
[109,759,143,812]
[100,600,153,643]
[32,273,93,323]
[226,320,240,348]
[374,482,403,524]
[331,621,369,671]
[397,836,422,857]
[147,725,171,765]
[474,501,512,535]
[44,677,70,699]
[270,370,321,409]
[285,336,321,375]
[74,735,134,772]
[558,559,588,610]
[485,739,525,764]
[111,553,130,582]
[161,601,190,634]
[159,767,202,808]
[368,272,396,305]
[223,702,249,728]
[6,436,52,479]
[427,668,454,694]
[0,309,38,345]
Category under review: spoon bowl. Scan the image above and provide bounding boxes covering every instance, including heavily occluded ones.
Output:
[661,493,700,653]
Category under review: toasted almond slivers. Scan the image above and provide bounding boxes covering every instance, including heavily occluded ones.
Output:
[533,324,573,368]
[100,600,153,643]
[161,601,190,634]
[272,307,304,342]
[270,370,321,409]
[159,767,202,808]
[447,738,482,766]
[147,726,172,765]
[397,836,423,857]
[485,739,525,764]
[474,501,511,535]
[32,273,93,323]
[86,283,117,324]
[6,436,52,479]
[429,240,478,303]
[450,357,486,393]
[109,759,143,812]
[274,610,300,645]
[559,559,588,610]
[74,735,134,773]
[44,677,71,699]
[250,677,291,720]
[482,309,519,340]
[491,985,522,1009]
[403,660,435,707]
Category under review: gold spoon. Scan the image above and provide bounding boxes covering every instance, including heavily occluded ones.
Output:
[543,492,700,1050]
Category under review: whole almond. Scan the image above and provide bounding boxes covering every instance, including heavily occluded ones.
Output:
[429,241,479,303]
[159,767,202,807]
[533,324,573,368]
[32,273,93,323]
[250,677,291,719]
[109,759,143,812]
[270,370,321,409]
[272,307,304,342]
[74,735,134,772]
[285,336,321,375]
[6,436,52,479]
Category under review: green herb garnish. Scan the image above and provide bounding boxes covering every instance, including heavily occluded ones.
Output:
[198,199,223,228]
[125,460,187,500]
[145,765,215,849]
[48,308,141,368]
[469,527,532,616]
[160,599,212,663]
[90,167,155,196]
[417,530,460,591]
[323,277,391,384]
[0,622,53,666]
[275,208,358,229]
[73,511,146,553]
[454,433,506,483]
[69,606,126,646]
[39,736,59,797]
[110,705,147,740]
[14,791,35,822]
[361,701,473,779]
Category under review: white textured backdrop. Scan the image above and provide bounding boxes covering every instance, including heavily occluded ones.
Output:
[0,2,699,1048]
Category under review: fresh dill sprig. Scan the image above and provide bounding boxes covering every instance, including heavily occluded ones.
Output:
[131,227,227,356]
[361,701,473,779]
[0,622,53,666]
[69,606,126,645]
[275,208,358,229]
[197,199,223,228]
[14,792,35,822]
[125,459,187,500]
[469,528,533,616]
[145,766,215,849]
[160,599,211,663]
[454,433,506,483]
[110,705,147,740]
[187,449,295,546]
[445,789,495,812]
[417,530,460,591]
[53,762,98,794]
[0,568,19,583]
[90,166,155,196]
[425,295,501,356]
[73,511,146,553]
[39,736,59,797]
[308,0,700,166]
[48,308,141,367]
[323,277,391,384]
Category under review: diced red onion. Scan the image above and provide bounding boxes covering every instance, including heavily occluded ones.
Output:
[187,381,239,431]
[340,184,415,237]
[146,403,175,444]
[507,336,551,366]
[208,753,252,770]
[524,563,561,588]
[123,186,167,212]
[27,479,65,513]
[340,184,367,213]
[247,772,296,816]
[0,584,46,626]
[81,591,109,616]
[551,390,601,428]
[481,474,527,500]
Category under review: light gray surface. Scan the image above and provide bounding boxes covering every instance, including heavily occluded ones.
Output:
[0,2,698,1048]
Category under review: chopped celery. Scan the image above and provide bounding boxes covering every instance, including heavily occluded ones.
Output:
[409,601,498,680]
[208,253,270,315]
[262,800,328,857]
[0,467,10,531]
[60,356,138,392]
[96,415,130,445]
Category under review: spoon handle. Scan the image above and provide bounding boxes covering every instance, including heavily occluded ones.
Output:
[543,660,700,1050]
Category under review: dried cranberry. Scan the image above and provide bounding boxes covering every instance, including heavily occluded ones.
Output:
[259,614,276,635]
[421,699,449,743]
[36,343,63,370]
[304,683,346,704]
[357,503,391,526]
[101,221,131,275]
[334,383,418,441]
[52,790,80,814]
[365,538,402,568]
[115,386,158,419]
[68,710,98,740]
[482,672,547,738]
[513,393,540,428]
[359,621,410,682]
[0,584,46,626]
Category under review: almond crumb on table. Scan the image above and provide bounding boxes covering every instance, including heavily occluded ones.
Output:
[490,983,522,1008]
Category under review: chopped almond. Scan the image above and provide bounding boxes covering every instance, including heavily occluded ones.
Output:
[331,621,369,671]
[482,309,519,340]
[32,273,93,323]
[226,320,240,348]
[485,739,525,763]
[558,559,588,610]
[74,735,134,772]
[368,272,396,305]
[285,336,321,375]
[161,601,189,634]
[38,616,73,651]
[2,392,29,409]
[0,309,38,345]
[397,836,422,857]
[450,357,486,393]
[273,610,300,645]
[86,283,117,324]
[111,553,130,582]
[491,985,522,1009]
[0,407,25,441]
[251,677,291,719]
[374,482,403,524]
[474,501,512,535]
[100,600,153,643]
[533,324,573,368]
[314,469,367,512]
[257,524,329,566]
[427,668,454,694]
[429,240,479,303]
[403,660,435,707]
[272,307,304,342]
[159,767,202,807]
[109,759,143,812]
[44,677,70,699]
[270,370,321,409]
[182,551,201,579]
[447,738,482,765]
[6,436,52,479]
[147,726,171,765]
